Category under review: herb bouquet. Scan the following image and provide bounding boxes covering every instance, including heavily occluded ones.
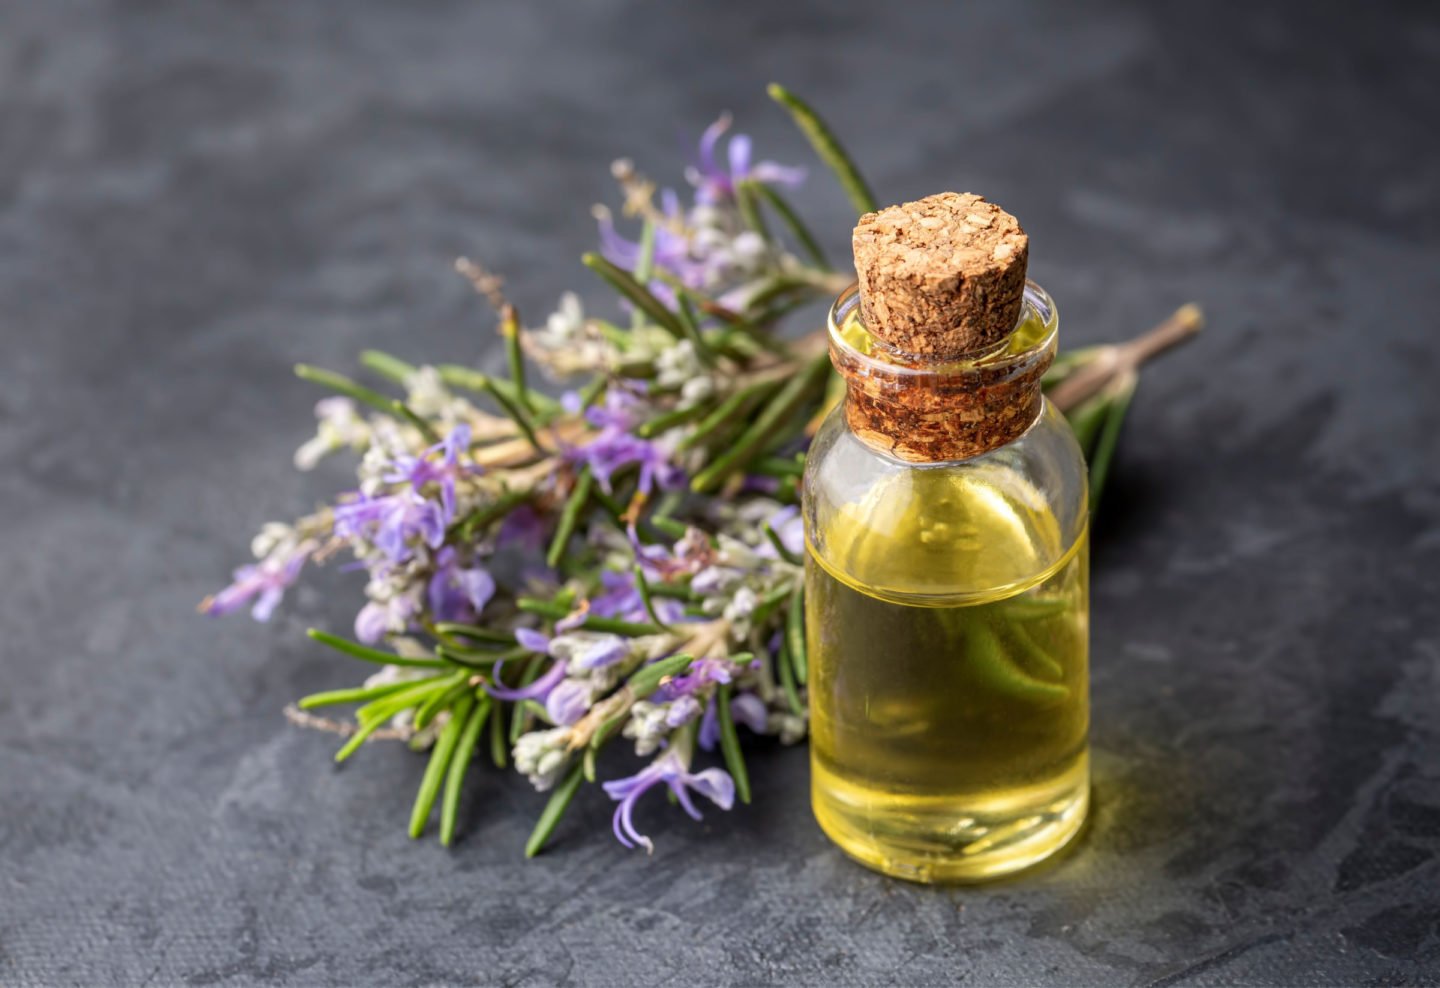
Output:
[203,86,1199,856]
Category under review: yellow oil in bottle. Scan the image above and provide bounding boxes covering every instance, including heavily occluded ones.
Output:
[806,459,1089,883]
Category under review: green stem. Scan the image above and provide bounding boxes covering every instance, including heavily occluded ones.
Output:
[390,399,442,445]
[297,675,449,710]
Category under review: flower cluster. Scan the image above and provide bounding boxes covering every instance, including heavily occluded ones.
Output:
[201,95,846,856]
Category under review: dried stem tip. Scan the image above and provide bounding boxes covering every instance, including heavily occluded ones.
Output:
[853,192,1029,360]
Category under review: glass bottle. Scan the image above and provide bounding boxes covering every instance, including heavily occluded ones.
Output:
[803,277,1090,883]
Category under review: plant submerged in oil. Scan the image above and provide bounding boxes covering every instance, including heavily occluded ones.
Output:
[202,84,1199,858]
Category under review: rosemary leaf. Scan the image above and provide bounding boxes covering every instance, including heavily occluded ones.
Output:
[294,364,399,418]
[691,353,830,492]
[454,489,532,541]
[297,675,449,710]
[746,180,829,270]
[390,399,442,445]
[627,653,693,699]
[546,468,594,570]
[525,761,585,858]
[517,597,663,637]
[717,684,752,805]
[414,674,473,731]
[786,585,808,686]
[582,252,687,341]
[359,349,417,383]
[489,698,508,768]
[637,401,710,439]
[1087,373,1138,511]
[776,639,804,717]
[632,564,672,629]
[306,628,449,669]
[440,697,491,846]
[436,365,560,416]
[509,658,544,743]
[408,695,475,839]
[479,375,544,453]
[434,622,517,646]
[763,522,802,565]
[734,180,771,241]
[499,304,534,415]
[678,379,780,453]
[767,83,877,216]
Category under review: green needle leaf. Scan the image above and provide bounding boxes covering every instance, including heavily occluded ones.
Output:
[763,522,802,565]
[1087,374,1138,512]
[499,305,534,415]
[433,622,518,646]
[441,697,491,846]
[632,565,672,630]
[746,180,829,270]
[408,695,475,839]
[546,468,594,570]
[767,83,878,216]
[489,697,508,769]
[360,349,417,383]
[691,354,830,492]
[786,586,808,686]
[297,675,449,710]
[734,180,771,241]
[582,252,687,341]
[678,379,779,453]
[478,373,545,453]
[436,365,560,415]
[716,684,752,805]
[776,639,805,718]
[294,364,399,418]
[306,628,450,669]
[390,399,442,444]
[627,653,692,699]
[525,761,584,858]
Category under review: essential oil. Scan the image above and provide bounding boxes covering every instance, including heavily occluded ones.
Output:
[803,193,1090,882]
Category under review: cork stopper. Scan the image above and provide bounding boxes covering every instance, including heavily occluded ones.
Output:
[852,192,1029,361]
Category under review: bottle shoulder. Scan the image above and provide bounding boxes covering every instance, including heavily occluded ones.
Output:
[803,400,1088,599]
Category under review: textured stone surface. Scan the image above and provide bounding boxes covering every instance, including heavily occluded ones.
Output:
[2,1,1438,985]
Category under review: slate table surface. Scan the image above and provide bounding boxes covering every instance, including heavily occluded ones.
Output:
[3,2,1438,985]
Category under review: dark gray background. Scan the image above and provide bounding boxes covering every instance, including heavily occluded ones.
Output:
[3,1,1438,985]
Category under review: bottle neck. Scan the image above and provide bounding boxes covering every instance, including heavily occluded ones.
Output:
[827,281,1058,463]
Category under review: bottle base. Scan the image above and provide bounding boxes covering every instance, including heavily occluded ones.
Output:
[811,753,1089,884]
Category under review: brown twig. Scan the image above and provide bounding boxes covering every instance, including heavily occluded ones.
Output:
[1047,304,1203,413]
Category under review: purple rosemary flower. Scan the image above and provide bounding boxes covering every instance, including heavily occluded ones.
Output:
[200,540,316,621]
[514,627,632,672]
[699,691,769,751]
[653,655,736,702]
[487,658,569,704]
[384,423,479,520]
[333,491,447,565]
[689,114,806,205]
[596,190,706,305]
[602,750,735,853]
[427,546,496,624]
[591,570,685,626]
[565,390,684,495]
[353,588,421,644]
